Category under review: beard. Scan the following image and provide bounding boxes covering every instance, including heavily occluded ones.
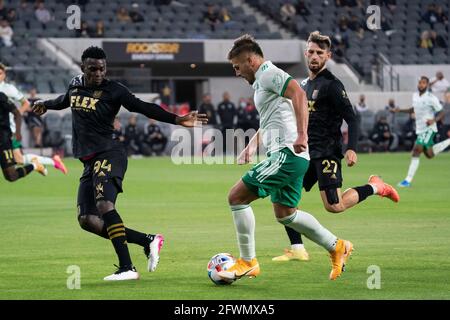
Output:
[308,60,325,73]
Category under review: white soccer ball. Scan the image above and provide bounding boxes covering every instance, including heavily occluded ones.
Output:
[207,253,236,285]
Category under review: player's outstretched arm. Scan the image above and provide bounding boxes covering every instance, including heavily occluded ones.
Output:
[283,79,308,153]
[121,88,207,127]
[32,93,70,116]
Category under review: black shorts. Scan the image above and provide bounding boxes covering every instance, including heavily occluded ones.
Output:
[77,148,128,216]
[0,135,16,170]
[303,155,343,192]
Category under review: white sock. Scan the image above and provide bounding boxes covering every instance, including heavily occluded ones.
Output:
[278,210,338,252]
[23,154,55,166]
[230,204,256,261]
[432,139,450,155]
[291,244,304,251]
[368,184,378,194]
[405,157,420,183]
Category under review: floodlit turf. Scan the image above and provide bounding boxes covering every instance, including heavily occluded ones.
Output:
[0,153,449,300]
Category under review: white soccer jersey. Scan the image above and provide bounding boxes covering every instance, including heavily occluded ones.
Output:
[412,91,443,134]
[0,81,25,133]
[252,61,309,160]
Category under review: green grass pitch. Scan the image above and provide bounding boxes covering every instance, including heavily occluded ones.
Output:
[0,153,449,299]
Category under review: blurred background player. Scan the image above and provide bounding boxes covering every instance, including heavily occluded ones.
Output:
[272,32,399,262]
[0,63,67,175]
[0,92,45,181]
[33,46,207,281]
[220,35,352,282]
[394,76,450,187]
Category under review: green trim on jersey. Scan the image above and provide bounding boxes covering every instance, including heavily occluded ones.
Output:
[242,147,310,208]
[415,128,436,149]
[11,137,22,150]
[280,76,293,97]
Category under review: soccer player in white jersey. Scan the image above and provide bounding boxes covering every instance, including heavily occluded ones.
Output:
[218,35,353,282]
[394,76,450,187]
[0,63,67,175]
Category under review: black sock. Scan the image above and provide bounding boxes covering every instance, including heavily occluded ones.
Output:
[285,226,303,245]
[17,164,34,178]
[102,210,133,268]
[354,184,375,203]
[125,228,149,247]
[100,220,152,247]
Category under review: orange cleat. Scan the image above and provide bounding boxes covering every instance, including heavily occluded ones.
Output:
[368,175,400,203]
[217,258,260,281]
[329,239,353,280]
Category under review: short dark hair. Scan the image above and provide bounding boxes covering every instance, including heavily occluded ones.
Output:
[81,46,106,62]
[307,31,332,51]
[420,76,430,83]
[227,34,264,60]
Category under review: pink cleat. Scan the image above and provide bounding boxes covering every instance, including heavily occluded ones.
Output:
[53,155,68,174]
[145,234,164,272]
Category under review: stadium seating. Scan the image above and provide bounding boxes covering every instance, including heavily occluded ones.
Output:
[245,0,450,81]
[0,0,283,93]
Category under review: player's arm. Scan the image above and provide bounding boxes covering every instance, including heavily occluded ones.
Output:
[0,93,22,140]
[120,88,207,127]
[237,129,261,164]
[283,79,308,153]
[426,97,444,126]
[32,92,71,116]
[392,107,414,113]
[18,98,31,114]
[330,81,358,166]
[12,108,22,142]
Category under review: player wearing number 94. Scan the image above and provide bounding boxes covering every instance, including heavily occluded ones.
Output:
[269,32,400,262]
[32,46,208,281]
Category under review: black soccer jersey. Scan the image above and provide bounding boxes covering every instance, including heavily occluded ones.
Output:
[300,69,358,159]
[43,75,178,158]
[0,92,16,140]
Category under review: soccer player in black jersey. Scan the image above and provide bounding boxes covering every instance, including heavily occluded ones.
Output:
[33,47,208,281]
[0,92,46,181]
[272,32,400,262]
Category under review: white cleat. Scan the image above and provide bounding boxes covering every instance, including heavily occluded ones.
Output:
[147,234,164,272]
[103,266,140,281]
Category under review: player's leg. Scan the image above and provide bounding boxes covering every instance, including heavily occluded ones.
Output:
[272,161,318,262]
[317,157,399,213]
[270,153,352,280]
[1,142,39,181]
[22,153,68,174]
[12,139,48,176]
[224,179,260,278]
[274,203,352,280]
[423,131,450,159]
[219,153,286,281]
[86,151,138,280]
[77,175,163,272]
[399,143,423,187]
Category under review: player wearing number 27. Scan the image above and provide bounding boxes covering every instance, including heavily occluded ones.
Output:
[271,31,400,262]
[33,47,207,281]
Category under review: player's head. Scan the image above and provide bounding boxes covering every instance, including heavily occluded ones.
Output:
[81,46,107,87]
[305,31,332,74]
[0,63,6,82]
[417,76,429,93]
[228,34,264,85]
